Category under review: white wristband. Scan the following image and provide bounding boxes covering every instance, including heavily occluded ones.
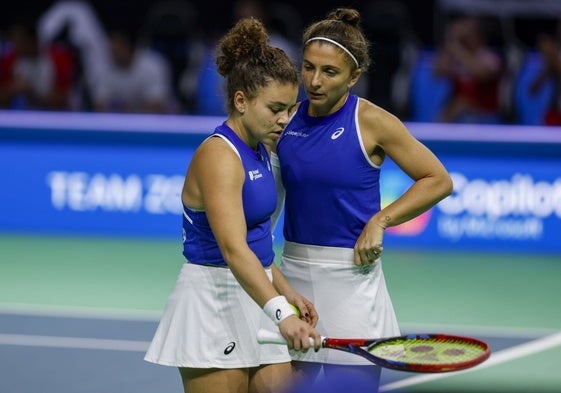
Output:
[263,295,296,325]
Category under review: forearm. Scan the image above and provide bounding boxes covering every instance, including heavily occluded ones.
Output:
[271,263,319,327]
[271,264,296,298]
[373,174,452,228]
[223,247,280,307]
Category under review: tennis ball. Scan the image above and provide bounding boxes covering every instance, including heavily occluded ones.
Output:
[289,304,301,318]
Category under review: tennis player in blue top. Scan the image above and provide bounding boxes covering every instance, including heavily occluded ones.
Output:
[145,17,321,393]
[274,8,453,392]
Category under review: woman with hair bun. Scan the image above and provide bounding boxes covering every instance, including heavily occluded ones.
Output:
[145,17,321,393]
[274,8,453,391]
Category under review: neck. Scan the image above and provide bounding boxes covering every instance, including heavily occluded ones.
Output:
[226,117,258,150]
[308,93,350,117]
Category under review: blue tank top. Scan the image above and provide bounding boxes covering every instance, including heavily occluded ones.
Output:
[182,123,276,267]
[277,94,381,248]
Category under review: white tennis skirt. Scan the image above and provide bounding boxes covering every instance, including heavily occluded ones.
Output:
[144,263,290,368]
[279,242,400,365]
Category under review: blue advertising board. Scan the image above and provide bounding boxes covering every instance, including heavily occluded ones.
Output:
[1,111,560,254]
[380,156,561,254]
[0,111,215,240]
[379,123,561,254]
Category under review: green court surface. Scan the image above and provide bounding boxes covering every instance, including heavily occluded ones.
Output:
[1,233,560,392]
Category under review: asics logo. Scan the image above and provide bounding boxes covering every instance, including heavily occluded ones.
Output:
[276,309,282,321]
[224,341,236,355]
[331,127,345,140]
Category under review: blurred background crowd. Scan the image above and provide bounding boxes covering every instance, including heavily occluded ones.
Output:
[2,0,561,126]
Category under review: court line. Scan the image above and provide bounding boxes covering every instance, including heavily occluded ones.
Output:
[2,330,561,392]
[1,303,557,338]
[379,331,561,392]
[1,330,560,364]
[0,302,162,321]
[0,333,149,352]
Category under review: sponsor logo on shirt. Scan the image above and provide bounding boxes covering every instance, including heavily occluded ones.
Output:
[284,130,309,137]
[248,169,263,180]
[331,127,345,140]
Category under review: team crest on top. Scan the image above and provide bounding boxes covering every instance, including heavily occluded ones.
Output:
[248,169,263,180]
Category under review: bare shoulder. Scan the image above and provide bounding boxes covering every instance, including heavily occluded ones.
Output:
[183,135,243,209]
[192,136,243,176]
[357,98,410,143]
[199,135,239,157]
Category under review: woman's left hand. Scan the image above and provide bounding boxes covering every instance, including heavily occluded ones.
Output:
[286,294,319,327]
[354,219,385,266]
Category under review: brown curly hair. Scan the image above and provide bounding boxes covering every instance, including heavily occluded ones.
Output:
[216,17,299,113]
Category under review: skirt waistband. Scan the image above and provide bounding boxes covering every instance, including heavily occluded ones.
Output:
[282,241,355,263]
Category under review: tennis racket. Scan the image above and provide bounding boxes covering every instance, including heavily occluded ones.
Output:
[257,329,490,373]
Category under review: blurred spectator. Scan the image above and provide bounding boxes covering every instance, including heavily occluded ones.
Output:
[529,21,561,126]
[433,15,503,124]
[194,43,227,116]
[92,27,176,114]
[193,0,303,116]
[0,19,75,110]
[361,0,419,118]
[233,0,300,64]
[142,0,206,113]
[38,1,110,111]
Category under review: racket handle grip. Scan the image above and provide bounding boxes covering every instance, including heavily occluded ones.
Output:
[257,329,322,346]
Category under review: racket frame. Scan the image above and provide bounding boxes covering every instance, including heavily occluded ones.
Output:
[258,330,491,373]
[323,333,491,373]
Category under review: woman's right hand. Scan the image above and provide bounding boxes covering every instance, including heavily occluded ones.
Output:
[278,316,322,352]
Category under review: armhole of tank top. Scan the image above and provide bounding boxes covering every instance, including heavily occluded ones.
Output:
[183,203,204,214]
[355,98,380,169]
[211,134,242,161]
[183,134,241,214]
[182,206,195,224]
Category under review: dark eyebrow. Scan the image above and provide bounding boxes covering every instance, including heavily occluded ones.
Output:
[303,59,341,72]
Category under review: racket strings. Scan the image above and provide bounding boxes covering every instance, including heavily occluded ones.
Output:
[369,337,487,365]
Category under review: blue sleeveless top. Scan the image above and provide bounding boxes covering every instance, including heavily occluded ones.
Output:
[182,123,276,267]
[277,94,381,248]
